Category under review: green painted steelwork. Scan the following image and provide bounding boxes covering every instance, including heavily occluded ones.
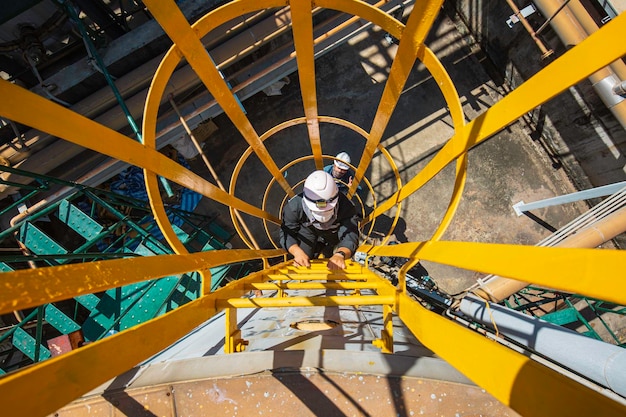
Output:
[12,327,50,362]
[504,286,626,347]
[45,304,81,335]
[19,222,68,260]
[0,165,242,373]
[57,200,104,241]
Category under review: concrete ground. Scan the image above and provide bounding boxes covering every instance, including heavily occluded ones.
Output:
[65,348,521,417]
[187,7,587,295]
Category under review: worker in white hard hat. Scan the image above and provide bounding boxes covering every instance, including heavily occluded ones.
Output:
[280,170,359,270]
[323,151,360,195]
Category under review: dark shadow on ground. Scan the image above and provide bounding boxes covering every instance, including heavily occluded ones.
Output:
[367,213,409,243]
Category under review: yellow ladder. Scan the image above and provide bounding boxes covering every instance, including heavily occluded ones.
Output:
[220,259,397,353]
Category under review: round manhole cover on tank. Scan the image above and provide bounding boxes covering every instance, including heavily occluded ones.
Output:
[290,320,340,331]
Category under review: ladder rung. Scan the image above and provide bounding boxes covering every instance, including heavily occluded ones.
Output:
[248,282,385,290]
[266,273,371,281]
[216,294,395,309]
[279,263,363,272]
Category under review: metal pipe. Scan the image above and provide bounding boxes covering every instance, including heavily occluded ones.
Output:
[505,0,553,59]
[60,0,142,140]
[532,0,626,129]
[513,182,626,215]
[473,205,626,302]
[460,295,626,397]
[535,0,571,35]
[615,81,626,97]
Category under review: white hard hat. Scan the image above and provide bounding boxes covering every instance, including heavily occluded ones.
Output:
[334,152,351,170]
[303,170,339,222]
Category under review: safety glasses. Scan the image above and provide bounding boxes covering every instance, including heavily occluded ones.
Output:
[305,193,338,209]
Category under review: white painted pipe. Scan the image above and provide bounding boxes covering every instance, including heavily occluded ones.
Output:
[460,295,626,397]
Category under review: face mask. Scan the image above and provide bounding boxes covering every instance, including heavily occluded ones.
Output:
[302,199,337,229]
[311,208,334,223]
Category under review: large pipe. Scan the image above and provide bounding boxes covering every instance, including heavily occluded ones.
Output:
[531,0,626,129]
[473,205,626,302]
[614,80,626,96]
[460,295,626,397]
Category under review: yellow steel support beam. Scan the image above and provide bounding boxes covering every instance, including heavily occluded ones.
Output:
[141,41,197,258]
[365,144,403,242]
[0,249,283,315]
[369,241,626,305]
[370,11,626,219]
[143,171,190,253]
[291,0,323,169]
[319,0,404,36]
[347,0,446,196]
[143,0,294,197]
[0,81,280,224]
[216,294,396,309]
[267,267,372,276]
[0,264,292,417]
[396,292,626,417]
[225,307,248,353]
[270,265,369,273]
[373,304,394,353]
[430,154,468,241]
[192,0,289,50]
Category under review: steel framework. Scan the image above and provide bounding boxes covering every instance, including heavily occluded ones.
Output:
[0,1,625,416]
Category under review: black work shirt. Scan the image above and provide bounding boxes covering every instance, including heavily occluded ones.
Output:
[279,192,359,254]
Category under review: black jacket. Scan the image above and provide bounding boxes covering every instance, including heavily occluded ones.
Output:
[279,192,359,254]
